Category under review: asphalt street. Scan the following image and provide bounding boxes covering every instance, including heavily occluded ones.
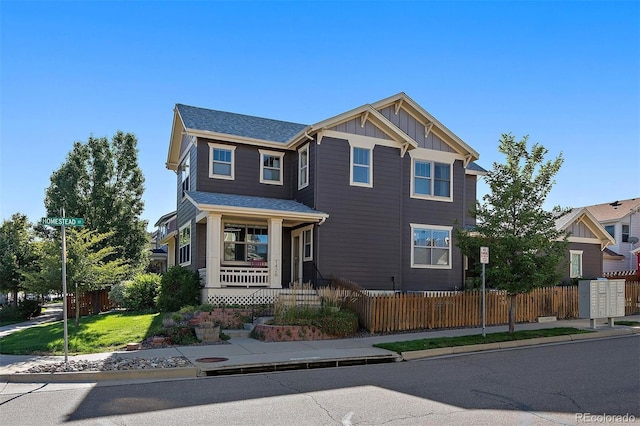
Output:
[1,334,638,425]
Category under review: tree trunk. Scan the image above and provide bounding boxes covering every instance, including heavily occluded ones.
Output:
[11,289,18,307]
[508,294,516,333]
[75,286,80,327]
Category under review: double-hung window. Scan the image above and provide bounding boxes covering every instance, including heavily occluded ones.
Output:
[622,225,630,243]
[411,224,452,268]
[209,143,235,180]
[569,250,583,278]
[223,224,269,263]
[298,144,309,189]
[180,155,190,199]
[412,158,451,200]
[350,146,372,187]
[259,150,284,185]
[303,228,313,261]
[178,223,191,266]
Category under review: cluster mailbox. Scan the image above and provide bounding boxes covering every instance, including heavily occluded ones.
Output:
[578,279,625,328]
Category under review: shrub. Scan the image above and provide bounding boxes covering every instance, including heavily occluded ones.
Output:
[125,273,161,311]
[108,282,126,307]
[0,305,24,322]
[317,310,359,337]
[18,300,41,319]
[156,266,201,312]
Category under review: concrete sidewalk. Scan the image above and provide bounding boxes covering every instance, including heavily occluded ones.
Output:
[1,313,638,383]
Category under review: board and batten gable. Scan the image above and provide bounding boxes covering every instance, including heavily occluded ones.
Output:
[378,106,455,152]
[315,135,403,290]
[194,137,291,199]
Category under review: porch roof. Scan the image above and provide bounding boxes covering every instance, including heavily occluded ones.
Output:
[185,191,329,224]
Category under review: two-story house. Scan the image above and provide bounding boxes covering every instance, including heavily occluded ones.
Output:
[584,198,640,273]
[165,93,486,303]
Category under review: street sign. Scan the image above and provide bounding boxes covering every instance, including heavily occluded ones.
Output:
[480,246,489,264]
[41,217,84,227]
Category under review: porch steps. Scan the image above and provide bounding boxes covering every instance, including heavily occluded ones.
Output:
[276,290,322,308]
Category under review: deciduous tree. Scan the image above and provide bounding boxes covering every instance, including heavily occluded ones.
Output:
[0,214,38,306]
[456,134,569,332]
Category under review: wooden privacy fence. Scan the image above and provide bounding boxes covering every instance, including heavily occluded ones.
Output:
[65,289,113,317]
[331,279,640,334]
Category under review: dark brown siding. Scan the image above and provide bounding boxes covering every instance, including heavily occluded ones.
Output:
[465,174,477,227]
[315,137,402,290]
[560,242,604,284]
[196,223,207,270]
[293,140,315,208]
[177,145,197,272]
[195,138,292,199]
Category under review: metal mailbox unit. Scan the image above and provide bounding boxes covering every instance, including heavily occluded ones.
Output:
[578,279,625,329]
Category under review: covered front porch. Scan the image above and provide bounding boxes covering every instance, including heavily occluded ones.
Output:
[185,191,328,301]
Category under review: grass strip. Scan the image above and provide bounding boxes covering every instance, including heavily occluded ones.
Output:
[0,311,163,355]
[373,327,592,353]
[613,321,640,326]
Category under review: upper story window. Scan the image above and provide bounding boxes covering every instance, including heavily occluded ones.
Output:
[179,223,191,266]
[259,150,284,185]
[209,143,235,180]
[223,224,268,263]
[412,159,452,200]
[298,143,309,189]
[622,224,630,243]
[411,224,452,269]
[605,225,615,239]
[570,250,583,278]
[351,146,372,187]
[180,155,190,198]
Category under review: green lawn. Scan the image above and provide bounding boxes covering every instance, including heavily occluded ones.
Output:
[373,327,593,353]
[0,311,164,355]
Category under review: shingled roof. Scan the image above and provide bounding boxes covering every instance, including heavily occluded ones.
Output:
[185,191,328,216]
[176,104,307,144]
[584,198,640,222]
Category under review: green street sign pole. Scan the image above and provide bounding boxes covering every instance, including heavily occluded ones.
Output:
[61,208,69,365]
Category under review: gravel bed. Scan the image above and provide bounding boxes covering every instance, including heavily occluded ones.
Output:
[20,356,192,374]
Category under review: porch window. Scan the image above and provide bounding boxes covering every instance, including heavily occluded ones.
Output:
[303,228,313,261]
[179,223,191,266]
[259,150,284,185]
[411,224,451,269]
[570,250,583,278]
[209,143,235,180]
[223,224,268,263]
[180,155,190,199]
[298,143,309,189]
[412,159,451,200]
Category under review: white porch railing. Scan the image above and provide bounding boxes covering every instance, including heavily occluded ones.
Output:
[199,267,270,287]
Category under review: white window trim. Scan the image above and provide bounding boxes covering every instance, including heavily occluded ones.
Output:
[259,149,284,185]
[208,143,236,180]
[302,226,313,261]
[180,154,190,199]
[569,250,583,278]
[410,157,453,202]
[298,143,309,190]
[410,223,452,269]
[179,222,191,266]
[349,142,373,188]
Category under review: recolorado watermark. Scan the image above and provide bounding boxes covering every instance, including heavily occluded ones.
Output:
[576,413,636,423]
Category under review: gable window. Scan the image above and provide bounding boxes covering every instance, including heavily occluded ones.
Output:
[622,224,630,243]
[412,159,451,200]
[298,144,309,189]
[223,224,268,263]
[411,224,452,269]
[303,228,313,261]
[179,223,191,266]
[259,150,284,185]
[605,225,615,239]
[351,146,372,187]
[180,155,190,199]
[209,143,235,180]
[570,250,583,278]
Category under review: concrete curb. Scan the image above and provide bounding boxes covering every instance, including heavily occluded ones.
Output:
[400,328,639,361]
[0,366,198,383]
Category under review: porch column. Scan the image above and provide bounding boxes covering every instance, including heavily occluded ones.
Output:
[206,213,222,289]
[269,218,283,288]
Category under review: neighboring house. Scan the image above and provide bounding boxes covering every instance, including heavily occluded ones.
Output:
[154,211,177,271]
[147,229,168,273]
[555,207,615,283]
[583,198,640,273]
[165,92,486,302]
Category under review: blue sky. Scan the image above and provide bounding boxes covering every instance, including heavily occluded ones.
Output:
[1,0,638,231]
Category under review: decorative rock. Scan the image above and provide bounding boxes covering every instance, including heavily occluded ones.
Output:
[126,342,141,351]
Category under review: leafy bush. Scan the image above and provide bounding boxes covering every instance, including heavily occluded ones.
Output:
[18,300,41,319]
[108,273,161,311]
[159,325,198,345]
[317,310,358,337]
[125,273,161,311]
[156,266,201,312]
[0,305,24,322]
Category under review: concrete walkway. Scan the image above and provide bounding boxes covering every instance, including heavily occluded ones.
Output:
[1,307,638,383]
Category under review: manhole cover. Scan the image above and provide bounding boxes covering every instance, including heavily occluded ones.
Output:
[196,357,228,363]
